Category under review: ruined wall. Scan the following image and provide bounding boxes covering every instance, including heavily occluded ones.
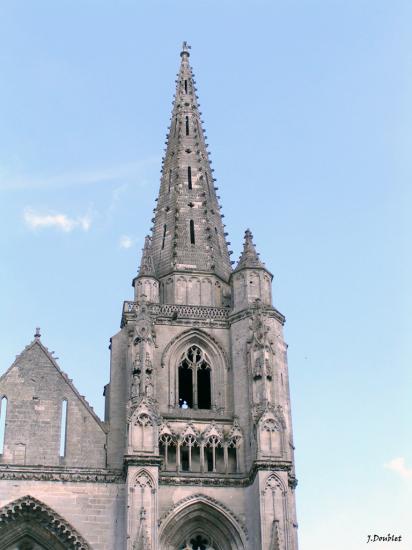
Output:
[0,340,106,468]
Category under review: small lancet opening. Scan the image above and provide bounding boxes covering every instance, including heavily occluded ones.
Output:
[174,116,177,136]
[228,447,237,473]
[0,397,7,454]
[159,441,166,461]
[162,224,167,250]
[178,361,193,408]
[205,172,210,195]
[205,447,214,472]
[181,446,189,471]
[197,366,211,409]
[184,79,188,94]
[189,220,195,245]
[187,166,192,190]
[59,399,68,458]
[168,169,172,192]
[214,227,222,254]
[185,116,190,136]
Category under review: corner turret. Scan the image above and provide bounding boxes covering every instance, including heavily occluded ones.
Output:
[231,229,273,312]
[132,236,159,303]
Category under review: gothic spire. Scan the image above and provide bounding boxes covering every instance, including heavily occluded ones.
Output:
[138,235,156,277]
[149,43,232,282]
[235,229,266,271]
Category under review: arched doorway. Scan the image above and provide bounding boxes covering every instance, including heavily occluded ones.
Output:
[0,496,90,550]
[159,495,247,550]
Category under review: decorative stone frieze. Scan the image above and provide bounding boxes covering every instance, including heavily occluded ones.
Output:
[0,466,124,483]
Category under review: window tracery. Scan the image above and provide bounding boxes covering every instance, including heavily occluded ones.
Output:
[178,345,211,410]
[159,420,241,474]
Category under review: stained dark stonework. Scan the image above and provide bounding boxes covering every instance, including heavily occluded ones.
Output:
[0,44,299,550]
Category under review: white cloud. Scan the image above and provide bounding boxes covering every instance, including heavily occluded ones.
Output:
[384,457,412,480]
[119,235,133,249]
[24,208,92,232]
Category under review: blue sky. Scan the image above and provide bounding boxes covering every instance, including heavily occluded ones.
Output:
[0,1,411,548]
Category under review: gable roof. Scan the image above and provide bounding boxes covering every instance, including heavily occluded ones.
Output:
[0,336,107,433]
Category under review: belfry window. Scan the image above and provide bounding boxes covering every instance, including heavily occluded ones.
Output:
[178,360,193,408]
[184,79,188,94]
[190,220,195,244]
[187,166,192,189]
[185,116,190,136]
[162,224,167,250]
[178,345,211,409]
[197,364,211,409]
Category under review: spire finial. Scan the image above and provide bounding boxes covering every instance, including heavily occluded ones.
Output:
[34,327,41,340]
[180,41,191,57]
[235,228,266,271]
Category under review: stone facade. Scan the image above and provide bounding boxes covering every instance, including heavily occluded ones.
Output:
[0,43,299,550]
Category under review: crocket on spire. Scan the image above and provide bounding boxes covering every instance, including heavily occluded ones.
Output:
[148,43,232,282]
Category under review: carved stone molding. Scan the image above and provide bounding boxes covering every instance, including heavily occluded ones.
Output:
[159,459,293,487]
[253,403,286,428]
[0,495,90,549]
[288,473,298,489]
[229,305,285,327]
[122,302,230,328]
[0,466,124,483]
[159,493,248,540]
[160,327,230,371]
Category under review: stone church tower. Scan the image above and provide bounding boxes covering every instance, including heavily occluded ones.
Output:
[0,44,299,550]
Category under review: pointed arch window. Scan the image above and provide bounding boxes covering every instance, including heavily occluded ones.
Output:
[185,116,190,136]
[178,345,211,410]
[187,166,192,190]
[184,79,188,94]
[190,220,195,245]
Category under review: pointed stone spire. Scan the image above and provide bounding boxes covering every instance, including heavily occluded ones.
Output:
[235,229,266,271]
[133,235,159,303]
[149,43,232,282]
[138,236,156,277]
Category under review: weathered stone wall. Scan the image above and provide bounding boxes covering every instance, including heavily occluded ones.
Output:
[0,341,106,468]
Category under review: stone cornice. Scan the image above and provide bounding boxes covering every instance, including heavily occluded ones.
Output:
[229,306,286,326]
[122,302,230,329]
[0,465,124,483]
[159,459,293,487]
[124,455,163,467]
[0,461,296,488]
